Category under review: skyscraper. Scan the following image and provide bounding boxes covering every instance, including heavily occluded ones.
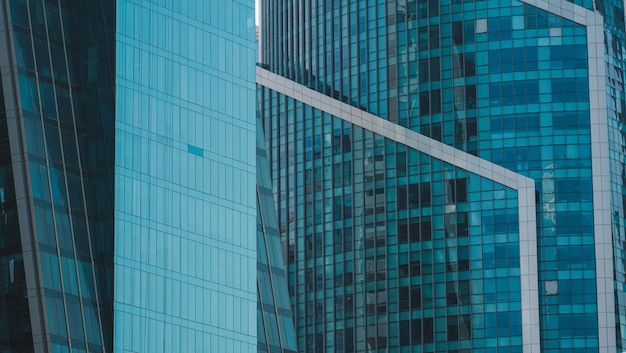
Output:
[0,1,262,352]
[259,0,625,352]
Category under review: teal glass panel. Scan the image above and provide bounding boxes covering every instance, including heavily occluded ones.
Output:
[261,0,626,350]
[259,85,524,353]
[113,0,258,352]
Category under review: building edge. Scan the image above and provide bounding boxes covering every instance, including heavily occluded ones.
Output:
[0,2,48,351]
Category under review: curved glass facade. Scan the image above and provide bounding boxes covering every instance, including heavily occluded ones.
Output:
[261,0,626,352]
[259,82,537,353]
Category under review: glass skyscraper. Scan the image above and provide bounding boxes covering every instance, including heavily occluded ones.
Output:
[0,0,283,352]
[113,1,258,352]
[260,0,626,352]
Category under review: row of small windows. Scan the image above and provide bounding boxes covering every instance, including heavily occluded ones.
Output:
[552,78,589,102]
[550,45,588,69]
[297,87,587,147]
[305,258,516,292]
[304,198,519,257]
[372,276,518,310]
[368,318,436,349]
[304,132,351,161]
[310,315,481,351]
[406,78,587,119]
[305,244,518,293]
[417,25,441,50]
[486,17,513,41]
[405,44,590,88]
[299,314,514,353]
[304,176,469,219]
[395,17,476,49]
[489,80,539,106]
[491,144,589,163]
[488,47,538,73]
[398,281,471,311]
[418,85,476,116]
[307,276,516,320]
[401,52,476,84]
[304,168,466,201]
[305,253,519,293]
[489,78,593,105]
[490,111,590,134]
[392,12,582,61]
[397,218,432,243]
[302,258,516,296]
[305,229,353,259]
[525,4,585,30]
[397,0,439,21]
[292,271,353,297]
[394,13,581,58]
[398,318,435,345]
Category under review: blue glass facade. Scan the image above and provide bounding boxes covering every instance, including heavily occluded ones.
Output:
[113,0,257,352]
[261,0,626,352]
[257,78,537,353]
